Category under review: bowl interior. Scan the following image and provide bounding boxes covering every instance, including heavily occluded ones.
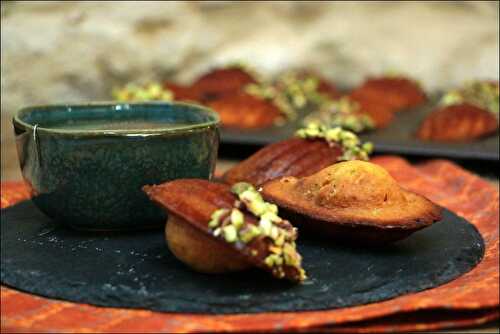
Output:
[15,102,219,133]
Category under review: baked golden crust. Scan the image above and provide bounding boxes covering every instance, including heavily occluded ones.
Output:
[145,180,234,231]
[261,161,442,243]
[348,93,395,128]
[165,215,251,273]
[163,82,201,102]
[351,77,426,113]
[143,179,304,282]
[316,76,341,99]
[206,93,282,129]
[417,103,499,142]
[223,138,343,187]
[192,67,258,102]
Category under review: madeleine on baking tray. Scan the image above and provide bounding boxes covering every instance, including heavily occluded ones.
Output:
[261,160,442,244]
[351,76,427,112]
[417,103,498,142]
[192,65,258,102]
[206,92,283,130]
[417,81,499,142]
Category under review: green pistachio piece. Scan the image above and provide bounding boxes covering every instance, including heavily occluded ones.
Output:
[325,127,342,142]
[305,127,321,137]
[259,218,273,236]
[112,82,173,102]
[231,182,254,196]
[135,90,150,101]
[275,233,285,246]
[340,131,357,141]
[264,254,283,267]
[292,94,307,108]
[358,151,369,160]
[161,91,174,101]
[296,128,307,138]
[208,219,220,228]
[264,255,274,267]
[147,83,162,96]
[344,138,359,149]
[266,203,279,214]
[248,200,268,217]
[303,77,318,91]
[240,188,263,203]
[441,91,463,106]
[261,211,281,223]
[211,208,229,221]
[269,226,280,240]
[273,255,284,266]
[362,142,374,153]
[239,224,261,243]
[298,268,307,280]
[222,225,238,243]
[283,243,300,266]
[230,208,244,228]
[209,208,229,228]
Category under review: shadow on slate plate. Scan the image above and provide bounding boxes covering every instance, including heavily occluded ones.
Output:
[1,200,484,314]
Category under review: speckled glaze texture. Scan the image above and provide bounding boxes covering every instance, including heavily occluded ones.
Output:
[12,102,219,230]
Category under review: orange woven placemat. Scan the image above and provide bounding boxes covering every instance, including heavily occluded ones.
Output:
[1,156,498,333]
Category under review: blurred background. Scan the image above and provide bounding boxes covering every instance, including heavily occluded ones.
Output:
[1,1,499,180]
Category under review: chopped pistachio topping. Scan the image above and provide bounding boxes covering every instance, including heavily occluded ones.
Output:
[244,71,335,124]
[112,83,174,102]
[440,81,499,117]
[209,208,229,228]
[240,224,261,243]
[303,97,375,133]
[222,225,238,243]
[230,208,244,228]
[207,182,306,281]
[231,182,254,196]
[296,123,373,161]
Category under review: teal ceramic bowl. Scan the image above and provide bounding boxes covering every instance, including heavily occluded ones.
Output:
[13,102,220,231]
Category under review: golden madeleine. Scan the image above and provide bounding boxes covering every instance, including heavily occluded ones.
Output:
[262,161,442,244]
[144,180,306,282]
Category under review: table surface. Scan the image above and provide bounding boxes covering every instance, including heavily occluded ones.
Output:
[1,154,499,333]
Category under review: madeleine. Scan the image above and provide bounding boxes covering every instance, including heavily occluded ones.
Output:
[261,161,442,244]
[144,180,306,282]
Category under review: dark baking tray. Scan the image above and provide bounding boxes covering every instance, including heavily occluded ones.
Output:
[220,101,499,161]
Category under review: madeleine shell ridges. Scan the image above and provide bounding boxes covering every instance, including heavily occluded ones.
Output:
[223,138,342,187]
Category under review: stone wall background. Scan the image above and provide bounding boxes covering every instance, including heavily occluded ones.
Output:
[1,1,499,179]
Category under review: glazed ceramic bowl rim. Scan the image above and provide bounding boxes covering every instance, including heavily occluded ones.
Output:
[13,101,220,137]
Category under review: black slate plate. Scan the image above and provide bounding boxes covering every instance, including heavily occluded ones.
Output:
[220,102,499,161]
[1,201,484,314]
